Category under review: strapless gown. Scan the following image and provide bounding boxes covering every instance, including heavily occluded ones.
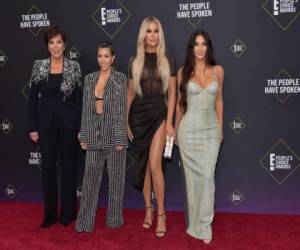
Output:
[177,80,221,240]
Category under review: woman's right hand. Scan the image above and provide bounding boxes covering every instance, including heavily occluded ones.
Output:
[127,126,134,142]
[29,132,39,143]
[80,141,87,150]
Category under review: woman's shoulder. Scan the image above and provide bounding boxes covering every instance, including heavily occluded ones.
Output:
[64,57,80,69]
[30,58,50,83]
[212,65,224,75]
[33,58,49,67]
[84,71,99,85]
[113,70,127,81]
[211,65,224,84]
[34,58,46,63]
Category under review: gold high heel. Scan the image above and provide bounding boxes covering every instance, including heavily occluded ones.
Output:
[142,205,154,229]
[156,212,167,238]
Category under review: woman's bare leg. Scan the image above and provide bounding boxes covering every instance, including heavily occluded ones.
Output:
[142,163,153,227]
[148,121,166,235]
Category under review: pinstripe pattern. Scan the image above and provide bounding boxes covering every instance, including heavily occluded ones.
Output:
[79,69,128,149]
[75,69,127,232]
[75,149,126,232]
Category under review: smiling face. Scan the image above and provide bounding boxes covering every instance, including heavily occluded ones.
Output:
[48,34,65,60]
[97,47,115,71]
[144,21,160,50]
[193,35,208,62]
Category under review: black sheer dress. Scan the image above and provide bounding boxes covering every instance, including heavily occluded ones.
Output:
[128,52,176,190]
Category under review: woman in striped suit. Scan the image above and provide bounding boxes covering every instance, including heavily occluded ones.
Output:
[75,42,127,232]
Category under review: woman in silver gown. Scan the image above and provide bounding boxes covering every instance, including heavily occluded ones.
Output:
[176,30,224,244]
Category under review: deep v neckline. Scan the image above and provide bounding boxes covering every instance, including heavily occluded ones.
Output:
[94,71,112,98]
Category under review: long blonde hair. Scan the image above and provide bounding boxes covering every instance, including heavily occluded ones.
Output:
[132,16,170,96]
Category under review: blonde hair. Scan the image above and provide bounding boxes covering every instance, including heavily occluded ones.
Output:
[132,16,170,96]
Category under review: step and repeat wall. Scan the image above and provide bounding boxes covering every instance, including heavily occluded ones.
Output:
[1,0,299,214]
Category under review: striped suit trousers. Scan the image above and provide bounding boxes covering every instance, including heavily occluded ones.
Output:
[75,148,126,232]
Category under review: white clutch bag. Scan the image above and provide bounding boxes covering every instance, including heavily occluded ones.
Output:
[163,135,174,159]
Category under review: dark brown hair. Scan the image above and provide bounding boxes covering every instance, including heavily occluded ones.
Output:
[179,30,216,114]
[44,25,66,46]
[98,41,115,56]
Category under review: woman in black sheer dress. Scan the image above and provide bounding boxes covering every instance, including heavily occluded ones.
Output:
[127,16,176,237]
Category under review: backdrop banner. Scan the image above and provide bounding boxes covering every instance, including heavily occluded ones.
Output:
[1,0,299,214]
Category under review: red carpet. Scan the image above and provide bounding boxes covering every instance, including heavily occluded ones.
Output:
[0,202,299,250]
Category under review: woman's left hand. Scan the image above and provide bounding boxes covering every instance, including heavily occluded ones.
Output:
[166,124,176,139]
[116,145,124,151]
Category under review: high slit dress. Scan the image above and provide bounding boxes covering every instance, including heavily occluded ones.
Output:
[128,52,176,190]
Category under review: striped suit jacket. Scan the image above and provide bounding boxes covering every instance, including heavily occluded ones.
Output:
[79,69,128,149]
